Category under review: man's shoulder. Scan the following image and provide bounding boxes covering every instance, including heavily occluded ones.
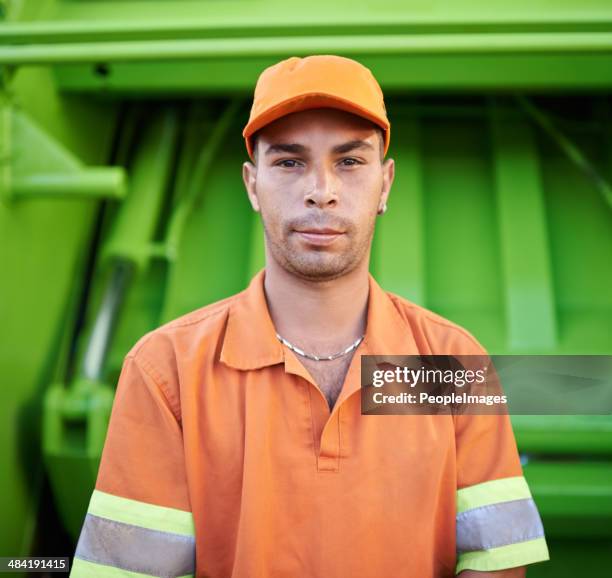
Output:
[384,289,488,356]
[125,289,243,363]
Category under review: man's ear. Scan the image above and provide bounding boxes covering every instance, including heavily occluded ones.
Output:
[242,161,260,212]
[377,157,395,215]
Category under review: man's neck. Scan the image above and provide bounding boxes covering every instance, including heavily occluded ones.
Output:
[263,260,370,356]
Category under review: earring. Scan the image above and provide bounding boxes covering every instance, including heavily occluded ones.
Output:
[379,203,387,215]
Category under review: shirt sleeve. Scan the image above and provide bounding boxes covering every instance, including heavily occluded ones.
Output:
[454,408,550,573]
[69,352,195,578]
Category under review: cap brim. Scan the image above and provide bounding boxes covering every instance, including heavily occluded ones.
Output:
[243,92,390,161]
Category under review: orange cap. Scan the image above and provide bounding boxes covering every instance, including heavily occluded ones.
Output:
[243,55,390,161]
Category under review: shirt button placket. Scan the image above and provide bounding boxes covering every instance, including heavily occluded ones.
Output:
[317,411,341,472]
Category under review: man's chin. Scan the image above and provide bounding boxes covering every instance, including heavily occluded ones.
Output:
[284,255,356,281]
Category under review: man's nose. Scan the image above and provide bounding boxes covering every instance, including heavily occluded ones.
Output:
[304,165,338,208]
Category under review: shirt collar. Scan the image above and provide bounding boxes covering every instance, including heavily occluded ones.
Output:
[220,268,419,372]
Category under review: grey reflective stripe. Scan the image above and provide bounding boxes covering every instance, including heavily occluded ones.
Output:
[456,498,545,553]
[75,513,195,578]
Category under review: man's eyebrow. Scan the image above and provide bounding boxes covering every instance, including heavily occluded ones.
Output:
[264,140,376,156]
[264,143,308,156]
[332,140,375,154]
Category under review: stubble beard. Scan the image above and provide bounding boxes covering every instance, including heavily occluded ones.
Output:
[261,215,376,283]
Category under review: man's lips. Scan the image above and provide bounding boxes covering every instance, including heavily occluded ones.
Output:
[294,228,345,246]
[297,228,343,235]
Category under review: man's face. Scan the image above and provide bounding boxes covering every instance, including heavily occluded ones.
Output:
[242,108,394,282]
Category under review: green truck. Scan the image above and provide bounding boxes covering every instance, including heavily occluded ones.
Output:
[1,1,611,575]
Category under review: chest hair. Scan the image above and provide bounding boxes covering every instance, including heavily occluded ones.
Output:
[299,351,356,411]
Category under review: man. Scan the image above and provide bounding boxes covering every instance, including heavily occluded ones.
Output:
[69,55,550,578]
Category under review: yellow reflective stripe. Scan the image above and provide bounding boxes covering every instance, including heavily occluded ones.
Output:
[70,557,194,578]
[456,537,550,573]
[457,476,532,513]
[87,490,194,537]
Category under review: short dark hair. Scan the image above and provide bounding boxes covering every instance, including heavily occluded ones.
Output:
[251,127,386,164]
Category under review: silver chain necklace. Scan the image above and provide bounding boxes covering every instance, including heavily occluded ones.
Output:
[276,332,365,361]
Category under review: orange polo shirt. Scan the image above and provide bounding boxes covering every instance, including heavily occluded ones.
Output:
[70,268,549,578]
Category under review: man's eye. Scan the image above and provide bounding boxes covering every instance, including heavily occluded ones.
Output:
[340,158,361,166]
[276,159,301,168]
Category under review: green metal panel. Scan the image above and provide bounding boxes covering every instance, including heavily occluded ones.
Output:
[2,1,612,91]
[0,74,120,557]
